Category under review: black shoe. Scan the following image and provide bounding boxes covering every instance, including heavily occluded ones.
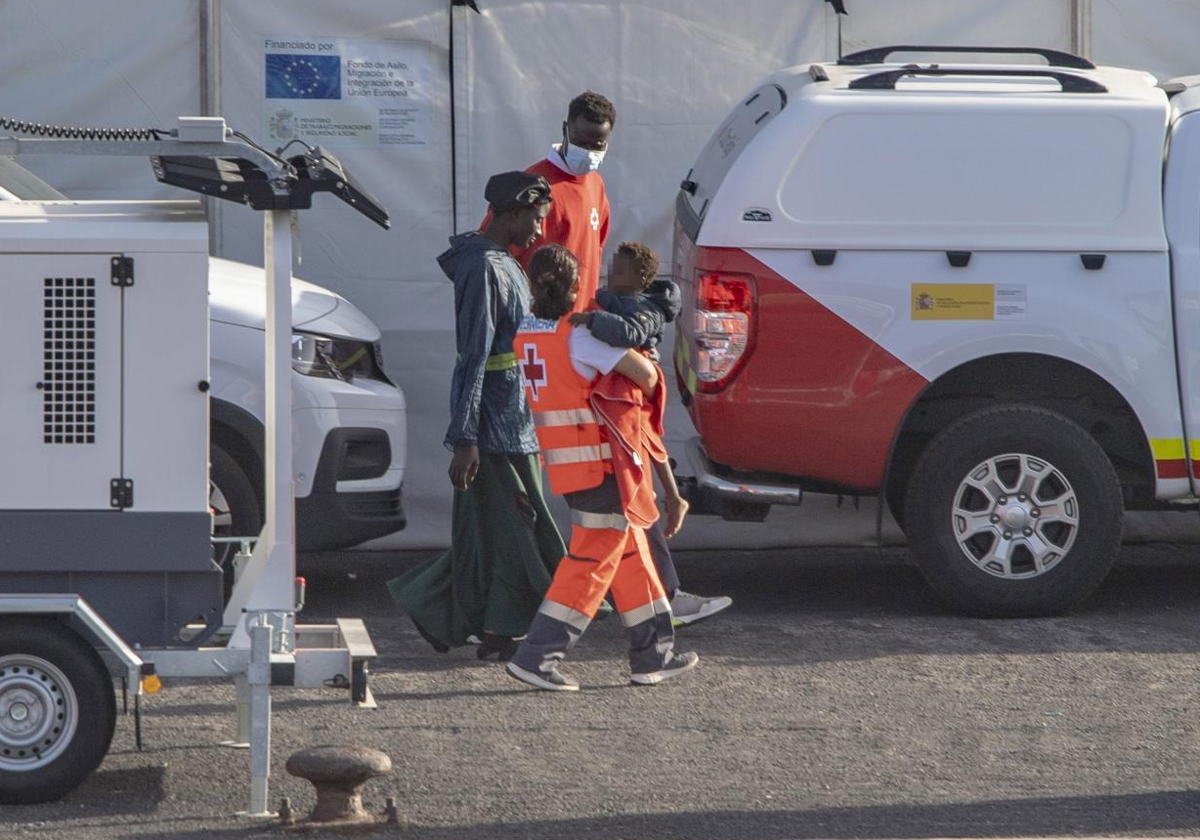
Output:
[476,633,518,661]
[411,618,449,653]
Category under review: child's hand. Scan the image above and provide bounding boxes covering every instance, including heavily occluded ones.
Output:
[568,312,591,326]
[663,493,689,539]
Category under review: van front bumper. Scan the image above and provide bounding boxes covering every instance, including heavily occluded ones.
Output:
[295,426,407,551]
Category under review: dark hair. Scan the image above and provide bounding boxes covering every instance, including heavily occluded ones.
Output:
[527,245,579,320]
[568,91,616,128]
[616,241,659,289]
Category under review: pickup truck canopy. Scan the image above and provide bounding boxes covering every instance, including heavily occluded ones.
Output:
[691,61,1172,254]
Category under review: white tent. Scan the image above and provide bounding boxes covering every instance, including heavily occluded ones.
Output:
[1,0,1197,548]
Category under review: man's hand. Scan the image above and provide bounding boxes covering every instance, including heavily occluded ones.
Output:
[449,443,481,491]
[663,492,690,539]
[568,312,592,326]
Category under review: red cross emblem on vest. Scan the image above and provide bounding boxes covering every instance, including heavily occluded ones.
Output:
[520,344,548,401]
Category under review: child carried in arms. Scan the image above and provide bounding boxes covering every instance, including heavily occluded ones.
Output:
[568,241,688,539]
[568,241,680,357]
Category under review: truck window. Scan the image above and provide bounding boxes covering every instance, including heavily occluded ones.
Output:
[781,113,1133,230]
[683,84,786,225]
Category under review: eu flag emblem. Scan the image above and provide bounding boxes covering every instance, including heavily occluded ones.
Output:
[266,54,341,100]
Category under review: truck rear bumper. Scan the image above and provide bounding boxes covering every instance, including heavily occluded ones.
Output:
[683,438,802,518]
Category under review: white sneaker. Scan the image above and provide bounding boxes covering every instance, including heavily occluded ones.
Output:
[630,651,700,685]
[670,591,732,627]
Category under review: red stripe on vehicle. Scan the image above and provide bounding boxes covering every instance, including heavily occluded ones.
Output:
[1156,458,1189,479]
[1156,458,1188,479]
[685,247,928,490]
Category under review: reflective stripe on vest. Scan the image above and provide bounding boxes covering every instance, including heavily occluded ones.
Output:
[533,407,601,428]
[514,317,611,495]
[543,443,612,466]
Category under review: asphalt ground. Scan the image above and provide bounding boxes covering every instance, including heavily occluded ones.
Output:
[4,543,1200,839]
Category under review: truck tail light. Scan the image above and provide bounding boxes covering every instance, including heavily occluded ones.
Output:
[693,269,756,392]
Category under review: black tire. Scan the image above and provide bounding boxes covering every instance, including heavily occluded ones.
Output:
[210,443,262,601]
[0,619,116,804]
[904,405,1123,617]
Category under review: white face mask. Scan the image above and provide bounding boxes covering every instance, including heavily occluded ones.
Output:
[562,143,607,175]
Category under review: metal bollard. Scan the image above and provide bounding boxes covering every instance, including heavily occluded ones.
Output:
[247,615,274,817]
[284,745,392,824]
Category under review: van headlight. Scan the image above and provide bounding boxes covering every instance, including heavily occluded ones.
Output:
[291,332,389,383]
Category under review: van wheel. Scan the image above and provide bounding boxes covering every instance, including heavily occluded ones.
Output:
[0,619,116,804]
[904,405,1123,617]
[210,444,262,601]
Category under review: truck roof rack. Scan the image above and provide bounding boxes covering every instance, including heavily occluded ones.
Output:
[848,66,1108,94]
[840,45,1095,71]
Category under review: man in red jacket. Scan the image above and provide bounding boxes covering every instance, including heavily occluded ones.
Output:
[494,91,731,627]
[509,91,611,314]
[485,91,611,314]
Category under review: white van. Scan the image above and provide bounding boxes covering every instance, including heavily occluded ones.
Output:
[674,47,1200,616]
[0,157,408,561]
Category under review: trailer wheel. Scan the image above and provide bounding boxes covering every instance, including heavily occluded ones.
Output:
[210,443,262,600]
[0,619,116,804]
[904,405,1123,617]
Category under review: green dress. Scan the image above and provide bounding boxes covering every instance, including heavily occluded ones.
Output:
[387,452,564,646]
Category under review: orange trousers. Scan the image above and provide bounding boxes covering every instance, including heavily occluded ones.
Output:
[542,512,667,624]
[511,477,675,676]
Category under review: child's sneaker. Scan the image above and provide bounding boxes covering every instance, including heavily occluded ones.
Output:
[506,661,580,692]
[630,651,699,685]
[670,591,732,627]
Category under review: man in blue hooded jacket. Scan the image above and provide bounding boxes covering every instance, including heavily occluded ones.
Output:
[388,171,566,661]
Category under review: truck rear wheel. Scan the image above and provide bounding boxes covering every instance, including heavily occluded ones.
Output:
[0,619,116,804]
[904,405,1123,617]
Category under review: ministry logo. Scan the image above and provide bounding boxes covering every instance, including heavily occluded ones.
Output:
[266,54,341,100]
[268,109,298,141]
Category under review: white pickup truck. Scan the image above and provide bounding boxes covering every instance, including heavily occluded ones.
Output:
[673,46,1200,616]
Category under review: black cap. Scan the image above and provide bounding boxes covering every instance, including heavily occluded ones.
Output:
[485,171,552,212]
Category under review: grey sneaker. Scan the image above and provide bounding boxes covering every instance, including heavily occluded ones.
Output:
[506,661,580,692]
[630,651,700,686]
[670,591,732,627]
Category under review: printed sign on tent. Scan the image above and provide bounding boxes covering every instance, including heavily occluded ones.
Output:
[263,36,430,148]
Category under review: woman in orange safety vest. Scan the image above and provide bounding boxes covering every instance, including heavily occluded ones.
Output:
[504,244,700,692]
